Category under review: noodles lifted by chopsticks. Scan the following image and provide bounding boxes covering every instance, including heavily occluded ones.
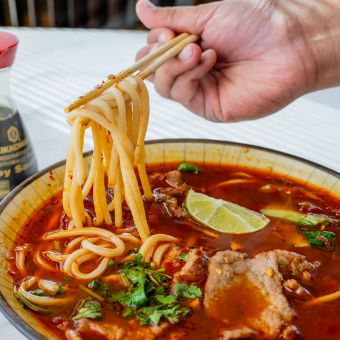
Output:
[63,76,152,241]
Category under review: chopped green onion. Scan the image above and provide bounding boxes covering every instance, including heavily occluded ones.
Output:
[88,280,110,296]
[88,280,100,290]
[261,208,340,226]
[178,162,199,174]
[15,292,51,313]
[78,284,104,302]
[30,289,45,296]
[56,285,64,295]
[108,259,115,267]
[64,277,73,284]
[178,253,189,262]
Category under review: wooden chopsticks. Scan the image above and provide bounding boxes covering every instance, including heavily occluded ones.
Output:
[64,33,199,113]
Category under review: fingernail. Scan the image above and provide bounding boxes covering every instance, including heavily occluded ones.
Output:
[179,45,193,61]
[149,44,159,53]
[159,32,169,43]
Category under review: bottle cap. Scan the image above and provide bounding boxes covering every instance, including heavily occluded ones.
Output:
[0,32,19,69]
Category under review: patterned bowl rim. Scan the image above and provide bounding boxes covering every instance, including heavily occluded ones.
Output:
[0,138,339,340]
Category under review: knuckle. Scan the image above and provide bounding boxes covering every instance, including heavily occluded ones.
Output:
[170,78,191,103]
[166,8,177,24]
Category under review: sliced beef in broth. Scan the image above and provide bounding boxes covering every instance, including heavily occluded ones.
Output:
[204,250,315,338]
[173,248,207,284]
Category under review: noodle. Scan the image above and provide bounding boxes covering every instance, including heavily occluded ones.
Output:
[139,234,177,261]
[38,280,62,295]
[63,76,153,241]
[33,250,56,272]
[15,245,30,274]
[44,251,67,263]
[118,233,141,244]
[64,236,87,253]
[153,243,171,266]
[71,257,109,280]
[13,76,184,307]
[81,239,123,258]
[16,277,73,306]
[65,329,82,340]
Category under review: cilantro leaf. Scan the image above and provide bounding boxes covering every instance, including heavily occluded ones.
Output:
[145,268,171,286]
[120,253,144,269]
[88,280,110,296]
[73,298,102,321]
[121,307,134,318]
[136,304,191,325]
[304,230,336,250]
[153,294,177,305]
[172,283,202,299]
[109,257,193,326]
[110,267,149,307]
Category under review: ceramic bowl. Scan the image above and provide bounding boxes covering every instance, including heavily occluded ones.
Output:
[0,139,339,339]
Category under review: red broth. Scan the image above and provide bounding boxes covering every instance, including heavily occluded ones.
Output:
[9,163,340,339]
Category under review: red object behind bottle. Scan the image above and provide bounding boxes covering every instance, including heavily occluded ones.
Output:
[0,32,19,69]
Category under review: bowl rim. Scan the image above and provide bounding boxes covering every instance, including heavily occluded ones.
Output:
[0,138,339,340]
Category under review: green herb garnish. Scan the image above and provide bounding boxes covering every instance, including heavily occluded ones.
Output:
[261,209,340,226]
[30,289,45,296]
[153,293,177,305]
[88,280,100,290]
[73,298,102,321]
[121,306,134,318]
[178,162,199,174]
[56,285,64,295]
[128,247,140,255]
[15,292,51,313]
[108,259,115,267]
[88,280,110,296]
[136,303,191,326]
[304,231,336,250]
[109,256,196,325]
[178,253,189,262]
[64,277,73,284]
[172,283,202,298]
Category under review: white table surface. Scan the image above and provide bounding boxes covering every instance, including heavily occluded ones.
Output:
[0,27,339,338]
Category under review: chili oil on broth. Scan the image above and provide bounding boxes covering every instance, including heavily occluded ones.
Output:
[8,163,340,339]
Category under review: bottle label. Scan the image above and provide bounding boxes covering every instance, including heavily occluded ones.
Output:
[0,112,37,199]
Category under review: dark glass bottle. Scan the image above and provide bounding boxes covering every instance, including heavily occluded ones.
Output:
[0,32,38,201]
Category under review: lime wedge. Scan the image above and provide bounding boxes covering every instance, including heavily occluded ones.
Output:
[185,189,270,234]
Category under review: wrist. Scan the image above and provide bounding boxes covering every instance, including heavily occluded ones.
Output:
[279,0,340,91]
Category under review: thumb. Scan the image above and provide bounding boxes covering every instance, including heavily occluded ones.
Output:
[136,0,205,33]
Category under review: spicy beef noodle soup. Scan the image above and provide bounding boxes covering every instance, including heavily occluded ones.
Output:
[7,75,340,340]
[9,163,340,340]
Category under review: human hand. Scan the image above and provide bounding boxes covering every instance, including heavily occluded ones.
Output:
[136,0,340,122]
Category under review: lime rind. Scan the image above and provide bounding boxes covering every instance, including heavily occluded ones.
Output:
[185,189,270,234]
